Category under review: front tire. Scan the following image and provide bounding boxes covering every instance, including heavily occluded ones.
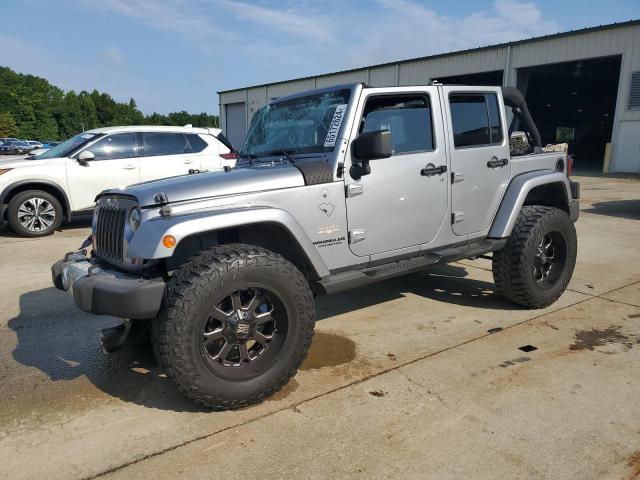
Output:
[492,205,577,308]
[152,244,315,410]
[7,190,63,237]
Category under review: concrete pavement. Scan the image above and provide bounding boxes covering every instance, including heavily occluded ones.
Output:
[0,174,638,479]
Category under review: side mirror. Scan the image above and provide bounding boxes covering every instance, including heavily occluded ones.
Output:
[77,150,95,166]
[354,130,392,161]
[350,130,392,179]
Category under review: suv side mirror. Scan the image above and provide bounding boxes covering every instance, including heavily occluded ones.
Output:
[77,150,95,166]
[350,130,392,179]
[354,130,392,161]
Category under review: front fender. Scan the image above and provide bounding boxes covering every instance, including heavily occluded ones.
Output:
[488,170,572,238]
[127,206,330,277]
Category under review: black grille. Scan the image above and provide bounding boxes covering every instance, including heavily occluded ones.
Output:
[95,204,127,261]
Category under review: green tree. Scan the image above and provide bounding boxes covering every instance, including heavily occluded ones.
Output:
[78,91,98,131]
[0,66,219,140]
[0,111,18,137]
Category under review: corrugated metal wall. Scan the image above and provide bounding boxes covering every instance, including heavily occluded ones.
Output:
[219,22,640,172]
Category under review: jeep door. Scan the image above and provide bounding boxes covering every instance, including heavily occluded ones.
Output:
[138,132,202,181]
[66,133,140,211]
[345,87,448,257]
[441,87,510,236]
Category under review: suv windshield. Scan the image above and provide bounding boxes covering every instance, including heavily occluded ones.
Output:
[37,133,98,159]
[240,89,351,159]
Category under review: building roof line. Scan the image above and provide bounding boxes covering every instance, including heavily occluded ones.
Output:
[218,19,639,94]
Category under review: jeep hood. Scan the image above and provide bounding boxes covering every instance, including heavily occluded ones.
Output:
[107,164,305,207]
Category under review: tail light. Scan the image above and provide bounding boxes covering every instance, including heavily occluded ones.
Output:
[566,155,573,177]
[220,152,237,160]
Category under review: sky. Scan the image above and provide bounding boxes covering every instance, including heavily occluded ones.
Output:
[0,0,638,115]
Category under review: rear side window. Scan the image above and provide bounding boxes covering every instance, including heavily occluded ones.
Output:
[87,133,135,160]
[185,134,208,153]
[487,94,503,144]
[360,95,434,155]
[141,133,190,157]
[449,93,503,148]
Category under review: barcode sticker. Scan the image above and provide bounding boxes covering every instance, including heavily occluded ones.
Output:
[323,104,347,147]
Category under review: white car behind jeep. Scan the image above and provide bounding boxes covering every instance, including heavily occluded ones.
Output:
[0,125,236,237]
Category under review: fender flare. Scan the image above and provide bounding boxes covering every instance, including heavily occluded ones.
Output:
[127,206,330,278]
[488,170,571,239]
[0,179,72,221]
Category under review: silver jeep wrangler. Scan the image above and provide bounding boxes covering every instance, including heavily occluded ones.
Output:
[53,83,579,409]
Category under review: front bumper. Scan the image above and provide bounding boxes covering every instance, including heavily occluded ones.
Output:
[569,179,580,222]
[569,200,579,222]
[51,251,165,319]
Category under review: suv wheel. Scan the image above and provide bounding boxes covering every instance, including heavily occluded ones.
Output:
[492,205,577,308]
[152,244,315,410]
[7,190,63,237]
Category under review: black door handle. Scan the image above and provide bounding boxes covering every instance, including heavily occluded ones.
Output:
[421,164,447,176]
[487,157,509,168]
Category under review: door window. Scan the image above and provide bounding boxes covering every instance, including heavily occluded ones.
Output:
[141,133,190,157]
[360,95,434,155]
[449,93,503,148]
[86,133,135,160]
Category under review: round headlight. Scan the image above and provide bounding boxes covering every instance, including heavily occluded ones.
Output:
[129,207,141,231]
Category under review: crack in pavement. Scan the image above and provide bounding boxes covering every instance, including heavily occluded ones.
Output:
[84,278,640,479]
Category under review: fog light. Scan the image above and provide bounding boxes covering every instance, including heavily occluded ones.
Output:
[162,235,176,248]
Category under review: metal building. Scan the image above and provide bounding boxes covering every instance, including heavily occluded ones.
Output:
[219,20,640,173]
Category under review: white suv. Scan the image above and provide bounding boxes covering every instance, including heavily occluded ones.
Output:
[0,125,236,237]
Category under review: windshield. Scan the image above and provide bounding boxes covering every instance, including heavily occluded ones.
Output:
[37,132,98,159]
[240,89,351,159]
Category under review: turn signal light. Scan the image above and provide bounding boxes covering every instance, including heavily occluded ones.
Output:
[162,235,176,248]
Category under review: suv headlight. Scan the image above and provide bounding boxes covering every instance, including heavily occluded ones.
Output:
[0,168,12,176]
[129,207,141,232]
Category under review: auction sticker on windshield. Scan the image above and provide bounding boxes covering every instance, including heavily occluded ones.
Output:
[323,104,347,148]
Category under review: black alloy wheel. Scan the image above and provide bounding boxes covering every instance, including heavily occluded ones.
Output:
[201,287,287,379]
[533,231,567,287]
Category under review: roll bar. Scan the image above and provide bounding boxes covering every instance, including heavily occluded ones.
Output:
[501,87,542,148]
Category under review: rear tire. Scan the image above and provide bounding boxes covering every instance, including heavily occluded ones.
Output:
[492,205,577,308]
[7,190,63,237]
[152,244,315,410]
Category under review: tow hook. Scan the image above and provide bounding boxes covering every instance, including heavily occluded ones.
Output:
[100,320,150,353]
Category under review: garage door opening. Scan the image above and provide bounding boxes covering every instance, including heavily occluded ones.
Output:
[517,56,622,172]
[435,70,503,86]
[224,102,247,151]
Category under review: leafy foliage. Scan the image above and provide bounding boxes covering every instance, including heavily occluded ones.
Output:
[0,66,219,141]
[0,112,18,138]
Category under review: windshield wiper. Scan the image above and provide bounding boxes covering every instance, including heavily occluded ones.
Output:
[255,149,296,164]
[236,151,257,166]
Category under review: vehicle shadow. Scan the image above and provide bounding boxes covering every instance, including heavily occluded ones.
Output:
[0,216,92,238]
[8,286,208,413]
[316,263,520,321]
[582,200,640,220]
[8,264,516,412]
